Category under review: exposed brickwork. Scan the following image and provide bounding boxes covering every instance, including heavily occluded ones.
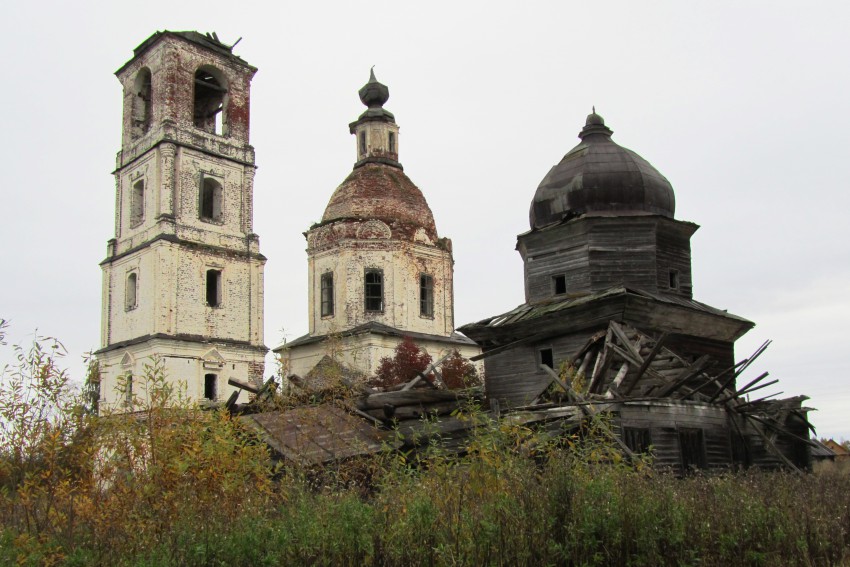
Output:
[320,164,438,242]
[99,31,267,411]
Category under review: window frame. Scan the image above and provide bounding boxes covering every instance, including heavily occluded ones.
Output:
[539,347,554,370]
[364,268,384,313]
[320,272,334,318]
[420,273,434,318]
[552,274,567,295]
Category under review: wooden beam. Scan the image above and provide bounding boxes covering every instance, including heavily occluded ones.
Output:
[623,332,668,395]
[657,355,712,398]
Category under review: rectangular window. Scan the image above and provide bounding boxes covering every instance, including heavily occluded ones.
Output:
[388,132,396,153]
[679,428,707,473]
[125,373,133,407]
[669,270,680,290]
[206,269,222,307]
[364,269,383,312]
[623,427,652,454]
[553,274,567,295]
[359,131,367,156]
[320,272,334,317]
[204,373,217,400]
[540,347,554,369]
[130,179,145,226]
[420,274,434,317]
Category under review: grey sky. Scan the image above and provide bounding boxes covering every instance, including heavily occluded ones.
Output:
[2,1,849,439]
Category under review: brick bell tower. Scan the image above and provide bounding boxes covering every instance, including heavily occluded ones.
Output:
[96,31,267,409]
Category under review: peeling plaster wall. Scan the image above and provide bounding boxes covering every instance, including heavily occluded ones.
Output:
[283,334,482,380]
[306,230,454,337]
[99,33,266,409]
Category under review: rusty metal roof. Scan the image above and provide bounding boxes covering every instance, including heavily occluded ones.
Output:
[240,404,397,466]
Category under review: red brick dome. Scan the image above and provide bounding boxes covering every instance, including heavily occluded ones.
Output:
[321,163,438,242]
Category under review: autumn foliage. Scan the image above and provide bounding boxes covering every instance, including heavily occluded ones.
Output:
[371,337,432,389]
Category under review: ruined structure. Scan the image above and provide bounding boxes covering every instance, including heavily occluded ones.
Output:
[459,112,814,473]
[97,31,267,408]
[276,71,480,378]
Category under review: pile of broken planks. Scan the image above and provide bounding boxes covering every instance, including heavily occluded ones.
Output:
[524,320,817,472]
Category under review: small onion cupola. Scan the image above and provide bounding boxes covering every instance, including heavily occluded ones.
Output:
[349,68,400,168]
[530,110,676,229]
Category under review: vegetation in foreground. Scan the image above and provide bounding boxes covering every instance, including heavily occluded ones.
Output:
[1,321,849,567]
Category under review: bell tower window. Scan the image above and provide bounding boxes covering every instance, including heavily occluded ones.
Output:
[388,131,396,154]
[200,176,223,222]
[131,68,152,140]
[125,272,138,311]
[364,269,383,312]
[130,179,145,226]
[206,269,222,307]
[359,131,367,156]
[194,68,227,135]
[320,272,334,317]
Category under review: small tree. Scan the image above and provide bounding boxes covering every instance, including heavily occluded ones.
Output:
[440,350,479,390]
[371,337,432,389]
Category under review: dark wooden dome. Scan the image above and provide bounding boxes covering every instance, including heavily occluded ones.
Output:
[530,112,675,229]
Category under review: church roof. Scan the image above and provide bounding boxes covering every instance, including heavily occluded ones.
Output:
[530,111,675,229]
[274,321,476,353]
[320,163,438,241]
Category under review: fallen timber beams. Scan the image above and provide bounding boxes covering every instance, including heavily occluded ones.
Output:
[539,364,637,461]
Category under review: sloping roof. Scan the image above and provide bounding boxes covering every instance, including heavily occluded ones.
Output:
[275,321,477,352]
[240,404,396,465]
[459,286,753,345]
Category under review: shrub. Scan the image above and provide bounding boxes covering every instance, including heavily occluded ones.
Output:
[371,337,432,389]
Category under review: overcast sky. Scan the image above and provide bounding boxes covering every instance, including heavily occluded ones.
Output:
[2,1,849,439]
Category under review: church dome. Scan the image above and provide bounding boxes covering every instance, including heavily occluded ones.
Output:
[529,111,675,229]
[321,163,438,241]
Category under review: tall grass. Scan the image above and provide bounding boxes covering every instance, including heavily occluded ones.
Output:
[2,324,849,566]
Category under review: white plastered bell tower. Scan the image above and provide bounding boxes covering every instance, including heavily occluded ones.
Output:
[97,31,267,410]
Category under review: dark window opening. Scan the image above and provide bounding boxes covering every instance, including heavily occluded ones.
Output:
[125,374,134,407]
[623,427,652,454]
[540,348,554,369]
[200,176,223,221]
[359,131,367,156]
[204,373,217,400]
[131,69,152,140]
[320,272,334,317]
[553,274,567,295]
[731,432,752,469]
[388,131,396,154]
[364,269,383,312]
[679,428,707,474]
[669,270,680,290]
[126,272,138,310]
[420,274,434,317]
[130,179,144,226]
[206,269,222,307]
[194,69,226,135]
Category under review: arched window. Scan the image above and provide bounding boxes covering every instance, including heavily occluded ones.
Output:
[194,67,227,135]
[126,272,138,310]
[131,68,152,140]
[200,176,223,221]
[130,179,144,226]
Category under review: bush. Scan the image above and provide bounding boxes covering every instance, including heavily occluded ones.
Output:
[371,337,432,389]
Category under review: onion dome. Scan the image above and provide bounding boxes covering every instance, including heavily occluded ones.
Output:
[349,68,395,131]
[529,110,676,229]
